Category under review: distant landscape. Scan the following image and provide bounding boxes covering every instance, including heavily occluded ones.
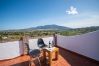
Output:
[0,25,99,43]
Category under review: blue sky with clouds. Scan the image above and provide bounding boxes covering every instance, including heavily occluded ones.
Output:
[0,0,99,30]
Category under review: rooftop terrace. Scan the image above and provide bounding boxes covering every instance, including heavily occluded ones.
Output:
[0,31,99,66]
[0,47,99,66]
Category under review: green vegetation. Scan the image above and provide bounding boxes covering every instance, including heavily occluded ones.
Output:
[60,26,99,36]
[0,30,57,42]
[0,26,99,42]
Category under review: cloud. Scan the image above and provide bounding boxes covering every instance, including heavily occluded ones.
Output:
[66,6,78,15]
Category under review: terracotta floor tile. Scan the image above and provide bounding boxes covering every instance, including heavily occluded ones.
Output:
[0,47,99,66]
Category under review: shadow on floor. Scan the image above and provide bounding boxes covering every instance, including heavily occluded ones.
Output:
[59,48,99,66]
[12,61,30,66]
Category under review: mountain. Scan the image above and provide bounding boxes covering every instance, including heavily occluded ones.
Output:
[32,24,71,30]
[0,25,71,32]
[1,25,99,32]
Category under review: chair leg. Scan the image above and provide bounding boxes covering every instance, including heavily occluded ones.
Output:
[29,56,32,66]
[29,61,31,66]
[29,56,34,66]
[37,57,41,66]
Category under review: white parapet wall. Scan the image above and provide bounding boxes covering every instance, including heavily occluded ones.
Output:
[57,30,99,61]
[0,37,53,60]
[0,41,23,60]
[29,37,53,50]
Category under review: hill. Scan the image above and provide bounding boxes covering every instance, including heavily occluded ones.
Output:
[0,25,71,32]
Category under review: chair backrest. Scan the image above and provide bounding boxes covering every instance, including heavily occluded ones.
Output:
[37,38,46,48]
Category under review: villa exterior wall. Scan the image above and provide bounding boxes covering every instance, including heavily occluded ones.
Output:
[57,30,99,61]
[0,41,21,60]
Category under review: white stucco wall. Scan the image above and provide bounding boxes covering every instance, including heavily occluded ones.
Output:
[29,37,53,49]
[0,37,53,60]
[0,41,23,60]
[57,30,99,61]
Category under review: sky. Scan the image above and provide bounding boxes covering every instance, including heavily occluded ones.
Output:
[0,0,99,30]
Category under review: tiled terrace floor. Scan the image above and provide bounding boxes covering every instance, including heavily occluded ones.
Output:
[0,47,99,66]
